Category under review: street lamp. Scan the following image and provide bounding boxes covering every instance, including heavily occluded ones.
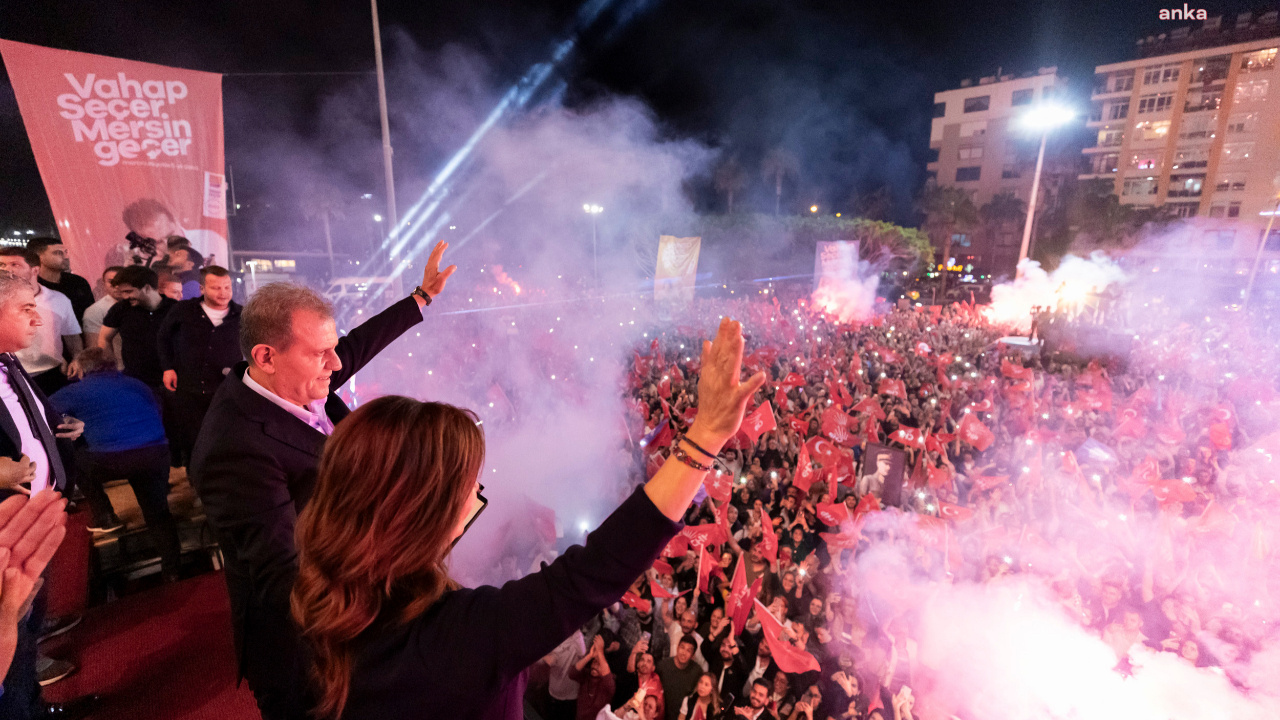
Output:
[1015,101,1075,276]
[583,203,603,286]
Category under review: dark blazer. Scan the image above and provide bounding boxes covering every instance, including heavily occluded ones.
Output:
[0,358,76,496]
[156,297,243,395]
[340,487,680,720]
[188,296,423,712]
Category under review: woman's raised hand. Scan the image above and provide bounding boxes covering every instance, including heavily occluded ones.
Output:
[687,318,767,451]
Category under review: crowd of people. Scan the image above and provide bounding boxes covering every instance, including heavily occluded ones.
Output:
[0,236,241,718]
[517,286,1280,720]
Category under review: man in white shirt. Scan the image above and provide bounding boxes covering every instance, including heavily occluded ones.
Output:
[0,248,82,396]
[81,266,125,369]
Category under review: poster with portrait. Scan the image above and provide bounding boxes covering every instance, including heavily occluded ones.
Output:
[654,235,701,303]
[857,443,906,507]
[0,40,227,283]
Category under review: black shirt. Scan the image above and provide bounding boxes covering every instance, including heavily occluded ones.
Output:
[38,272,95,325]
[103,297,178,386]
[157,298,243,395]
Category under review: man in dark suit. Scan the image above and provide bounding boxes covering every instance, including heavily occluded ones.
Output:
[189,242,455,720]
[0,270,92,720]
[157,265,241,466]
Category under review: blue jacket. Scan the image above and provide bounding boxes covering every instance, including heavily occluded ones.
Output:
[50,372,166,453]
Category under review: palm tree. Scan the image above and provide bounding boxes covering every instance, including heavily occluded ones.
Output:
[760,148,800,215]
[713,156,748,213]
[979,191,1027,229]
[916,180,978,299]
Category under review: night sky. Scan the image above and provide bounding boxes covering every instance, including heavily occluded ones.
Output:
[0,0,1266,241]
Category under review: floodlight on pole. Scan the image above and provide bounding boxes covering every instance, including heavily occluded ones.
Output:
[1015,101,1075,277]
[583,204,603,286]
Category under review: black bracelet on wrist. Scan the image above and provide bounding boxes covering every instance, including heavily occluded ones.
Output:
[679,434,718,460]
[411,286,432,305]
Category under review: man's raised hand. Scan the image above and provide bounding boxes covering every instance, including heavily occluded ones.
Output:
[687,317,767,451]
[419,241,457,299]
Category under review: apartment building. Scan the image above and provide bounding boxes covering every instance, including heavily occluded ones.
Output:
[927,68,1073,276]
[1082,11,1280,272]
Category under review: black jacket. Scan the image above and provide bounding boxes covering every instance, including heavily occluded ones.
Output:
[188,296,424,712]
[341,487,681,720]
[0,359,75,496]
[157,298,243,395]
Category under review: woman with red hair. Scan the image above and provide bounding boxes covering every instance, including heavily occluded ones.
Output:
[292,318,766,719]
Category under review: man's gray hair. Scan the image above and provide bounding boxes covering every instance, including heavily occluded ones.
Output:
[0,271,33,307]
[240,282,334,362]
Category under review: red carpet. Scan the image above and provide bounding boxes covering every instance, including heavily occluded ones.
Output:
[42,572,260,720]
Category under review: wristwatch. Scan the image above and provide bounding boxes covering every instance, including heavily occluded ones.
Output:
[411,286,432,305]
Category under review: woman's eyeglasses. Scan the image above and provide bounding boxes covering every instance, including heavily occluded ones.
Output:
[451,483,488,549]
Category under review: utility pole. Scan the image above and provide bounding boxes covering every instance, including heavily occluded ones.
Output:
[371,0,401,293]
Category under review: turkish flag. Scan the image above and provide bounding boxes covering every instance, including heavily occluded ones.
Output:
[851,492,881,520]
[1209,423,1232,450]
[891,425,927,450]
[925,433,947,455]
[915,341,931,356]
[658,375,672,399]
[878,378,907,400]
[1193,500,1238,536]
[1212,403,1237,427]
[1114,408,1148,440]
[968,398,993,413]
[725,558,764,636]
[652,558,674,576]
[852,396,887,421]
[927,463,952,489]
[1001,359,1033,380]
[788,417,809,435]
[774,386,789,413]
[781,372,806,390]
[753,599,821,674]
[651,422,674,449]
[697,543,723,594]
[1060,450,1080,477]
[1152,478,1197,506]
[682,406,698,425]
[621,590,652,614]
[805,436,840,469]
[936,366,953,391]
[759,510,778,564]
[741,402,778,445]
[816,501,849,527]
[704,471,733,503]
[957,412,995,451]
[909,457,928,489]
[793,444,819,493]
[937,501,973,522]
[880,347,901,364]
[820,519,863,549]
[649,579,679,599]
[971,474,1009,492]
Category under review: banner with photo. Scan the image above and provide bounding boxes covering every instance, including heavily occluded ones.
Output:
[654,235,701,303]
[0,40,228,283]
[813,240,859,292]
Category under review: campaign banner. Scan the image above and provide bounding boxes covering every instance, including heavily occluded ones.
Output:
[0,40,227,282]
[654,235,701,303]
[813,240,859,292]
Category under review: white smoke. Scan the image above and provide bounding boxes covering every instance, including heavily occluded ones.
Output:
[984,252,1127,330]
